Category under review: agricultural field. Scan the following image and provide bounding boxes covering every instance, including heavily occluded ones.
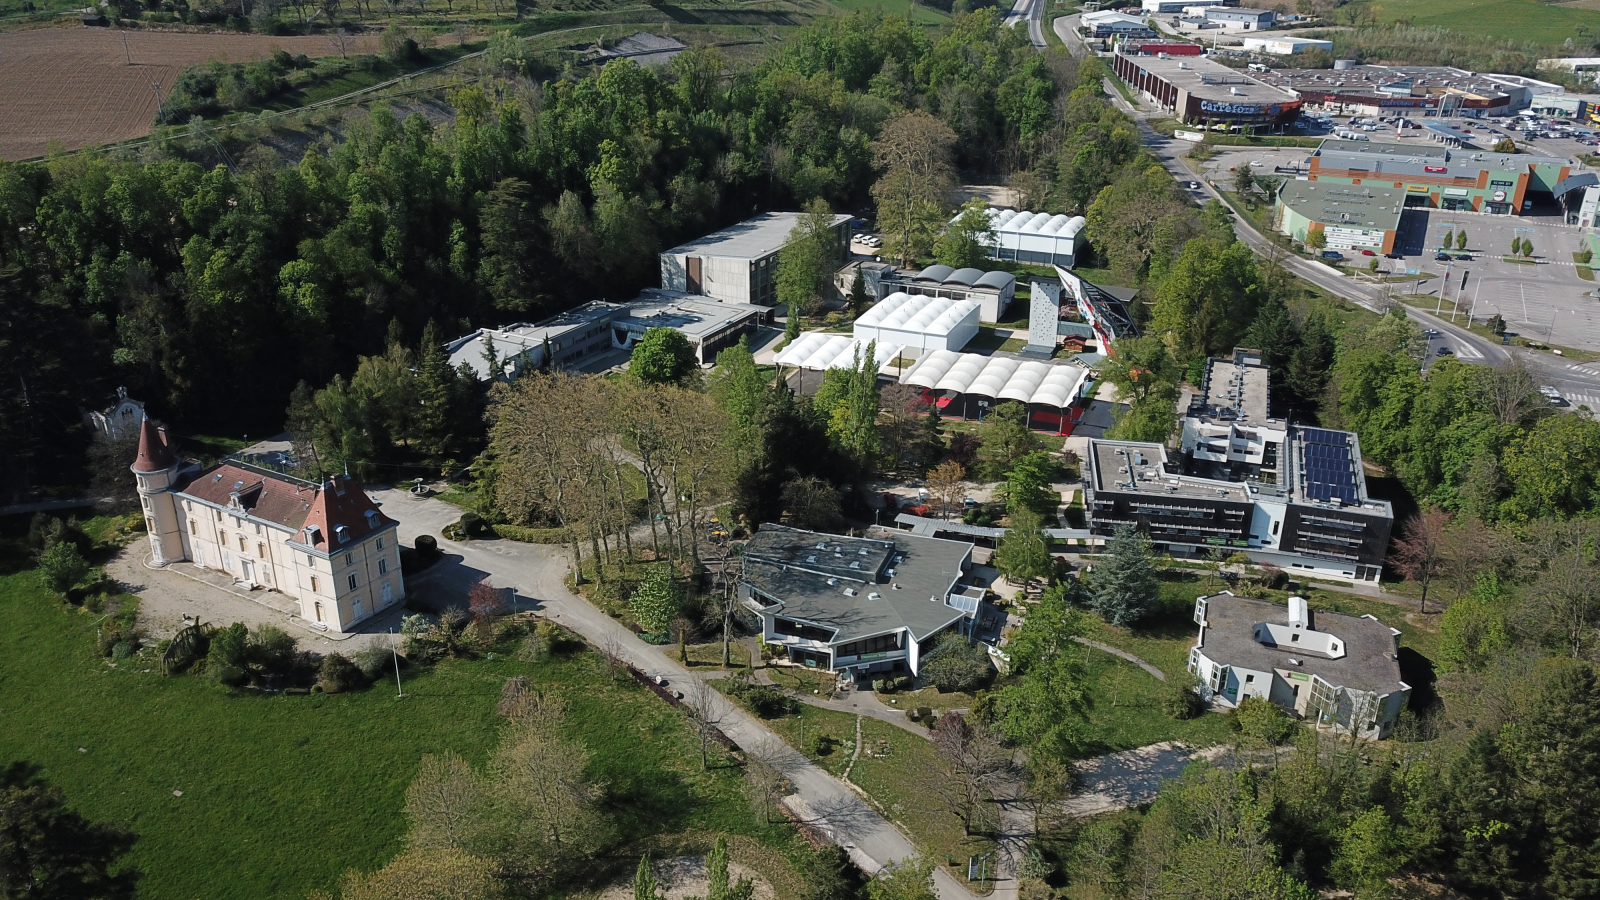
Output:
[0,27,377,159]
[1343,0,1600,45]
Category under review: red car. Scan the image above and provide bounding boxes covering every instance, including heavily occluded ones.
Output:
[1360,249,1377,256]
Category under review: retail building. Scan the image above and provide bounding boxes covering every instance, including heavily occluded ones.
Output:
[1304,138,1570,215]
[1112,49,1302,128]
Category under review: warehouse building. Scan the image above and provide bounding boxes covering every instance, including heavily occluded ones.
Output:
[1273,180,1403,254]
[984,208,1087,267]
[880,265,1017,324]
[1239,36,1330,55]
[1202,7,1275,29]
[1112,49,1303,128]
[1079,9,1157,37]
[1254,65,1529,117]
[1083,349,1393,582]
[1142,0,1223,12]
[660,212,850,306]
[898,351,1094,432]
[1305,138,1571,215]
[1189,594,1411,739]
[853,292,981,353]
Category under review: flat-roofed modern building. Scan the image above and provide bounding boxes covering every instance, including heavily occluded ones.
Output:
[1305,138,1571,215]
[660,212,851,306]
[898,350,1093,433]
[1188,593,1410,738]
[737,524,992,678]
[1273,179,1403,254]
[613,290,768,365]
[1079,9,1157,37]
[1112,48,1302,128]
[880,265,1017,324]
[1083,350,1393,582]
[1203,6,1274,28]
[1239,36,1330,55]
[448,301,625,380]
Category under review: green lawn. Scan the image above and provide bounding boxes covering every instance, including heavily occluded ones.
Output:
[848,717,997,877]
[0,562,793,899]
[748,702,860,778]
[967,327,1027,354]
[1342,0,1599,45]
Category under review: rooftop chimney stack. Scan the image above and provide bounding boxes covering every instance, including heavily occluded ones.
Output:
[1288,595,1309,630]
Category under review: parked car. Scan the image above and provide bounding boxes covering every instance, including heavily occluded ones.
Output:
[1435,251,1452,261]
[1320,250,1344,260]
[1436,347,1453,356]
[1360,248,1376,256]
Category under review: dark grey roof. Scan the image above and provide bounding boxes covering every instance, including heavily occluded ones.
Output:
[974,271,1016,291]
[1555,173,1599,200]
[1196,593,1405,695]
[741,524,973,644]
[917,264,956,282]
[946,267,986,286]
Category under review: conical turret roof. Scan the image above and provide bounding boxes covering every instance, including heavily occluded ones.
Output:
[132,418,176,473]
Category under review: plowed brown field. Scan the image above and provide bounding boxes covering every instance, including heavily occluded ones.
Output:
[0,27,379,159]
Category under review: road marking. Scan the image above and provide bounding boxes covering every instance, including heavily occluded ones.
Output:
[1452,343,1484,360]
[1569,363,1600,376]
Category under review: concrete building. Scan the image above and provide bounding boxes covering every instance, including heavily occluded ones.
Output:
[1257,65,1528,117]
[448,301,625,380]
[1274,179,1403,254]
[1555,174,1600,228]
[853,292,981,354]
[85,386,147,442]
[880,265,1017,324]
[1540,57,1600,84]
[1530,93,1600,122]
[1113,49,1303,128]
[1203,6,1275,29]
[132,419,403,633]
[660,212,851,306]
[611,290,768,365]
[1305,138,1572,215]
[1083,349,1394,582]
[737,524,995,678]
[1188,593,1411,739]
[1079,9,1157,37]
[985,208,1087,267]
[1239,36,1331,55]
[898,351,1093,433]
[1123,39,1205,56]
[1142,0,1223,12]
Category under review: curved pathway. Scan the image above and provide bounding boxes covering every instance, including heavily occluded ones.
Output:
[1070,636,1167,682]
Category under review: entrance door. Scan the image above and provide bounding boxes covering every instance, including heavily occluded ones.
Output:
[381,581,394,607]
[686,256,702,293]
[241,558,256,585]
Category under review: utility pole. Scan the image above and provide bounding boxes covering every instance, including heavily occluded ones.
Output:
[121,30,131,66]
[390,628,405,699]
[150,80,166,124]
[1521,283,1530,325]
[1466,276,1483,325]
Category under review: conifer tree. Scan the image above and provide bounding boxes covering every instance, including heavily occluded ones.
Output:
[1089,525,1159,626]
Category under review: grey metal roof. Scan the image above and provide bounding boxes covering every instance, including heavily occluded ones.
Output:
[740,524,973,644]
[916,264,956,282]
[662,212,851,261]
[1555,172,1599,200]
[1196,593,1406,695]
[946,267,986,286]
[974,271,1017,291]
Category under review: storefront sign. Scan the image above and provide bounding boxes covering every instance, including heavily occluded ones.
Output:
[1490,179,1514,188]
[1443,188,1470,197]
[1199,100,1263,115]
[1492,190,1507,201]
[1424,165,1448,173]
[1406,184,1430,193]
[1288,672,1310,682]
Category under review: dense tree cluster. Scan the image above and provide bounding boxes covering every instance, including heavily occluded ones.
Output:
[0,8,1055,501]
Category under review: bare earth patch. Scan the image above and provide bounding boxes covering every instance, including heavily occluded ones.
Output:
[0,27,379,159]
[594,856,775,900]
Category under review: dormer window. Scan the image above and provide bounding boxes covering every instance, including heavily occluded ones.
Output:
[365,510,380,530]
[303,524,321,544]
[335,525,350,544]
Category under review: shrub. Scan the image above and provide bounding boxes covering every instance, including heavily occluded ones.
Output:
[1163,682,1206,720]
[492,523,571,544]
[414,534,440,560]
[741,685,799,718]
[318,652,367,693]
[628,568,683,636]
[352,646,392,680]
[1229,696,1297,745]
[872,677,896,694]
[458,512,489,539]
[918,633,992,693]
[38,542,90,595]
[811,732,836,756]
[111,641,135,660]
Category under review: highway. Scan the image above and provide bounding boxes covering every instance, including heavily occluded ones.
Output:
[1003,0,1047,51]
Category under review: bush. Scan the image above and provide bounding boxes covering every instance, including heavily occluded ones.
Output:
[492,523,571,544]
[352,646,392,680]
[38,542,91,595]
[741,685,799,718]
[1163,682,1206,720]
[414,534,440,560]
[1229,696,1297,745]
[918,633,992,693]
[110,641,135,660]
[458,512,489,538]
[811,732,836,756]
[318,653,368,693]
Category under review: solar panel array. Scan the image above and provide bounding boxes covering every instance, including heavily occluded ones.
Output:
[1300,428,1358,503]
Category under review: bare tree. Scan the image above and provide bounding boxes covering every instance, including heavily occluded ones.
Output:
[493,694,607,856]
[329,27,353,56]
[926,460,967,521]
[930,712,1009,836]
[871,110,958,267]
[1478,360,1543,426]
[684,678,729,770]
[1392,508,1450,613]
[1518,518,1600,659]
[404,752,490,853]
[743,738,791,824]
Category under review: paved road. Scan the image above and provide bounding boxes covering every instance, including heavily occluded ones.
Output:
[374,489,988,900]
[1003,0,1047,51]
[1102,84,1600,407]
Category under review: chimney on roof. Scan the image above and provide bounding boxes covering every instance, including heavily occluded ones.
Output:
[1288,595,1310,630]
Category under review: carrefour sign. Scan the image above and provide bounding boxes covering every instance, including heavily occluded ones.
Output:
[1200,100,1264,114]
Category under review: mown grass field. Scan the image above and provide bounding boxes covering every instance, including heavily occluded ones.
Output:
[1345,0,1600,45]
[0,543,794,900]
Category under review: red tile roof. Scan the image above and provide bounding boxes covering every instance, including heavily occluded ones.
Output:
[290,474,396,552]
[132,418,176,473]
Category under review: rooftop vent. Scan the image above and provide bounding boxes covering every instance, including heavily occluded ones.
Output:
[868,592,883,601]
[843,588,857,597]
[1289,657,1303,666]
[807,555,817,563]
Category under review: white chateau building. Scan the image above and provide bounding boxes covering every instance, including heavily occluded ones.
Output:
[132,419,404,633]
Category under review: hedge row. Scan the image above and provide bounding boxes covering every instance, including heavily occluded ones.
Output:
[492,523,572,544]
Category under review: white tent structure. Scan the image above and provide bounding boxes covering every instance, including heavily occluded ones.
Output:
[773,333,904,372]
[899,350,1092,430]
[985,209,1086,267]
[853,292,980,353]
